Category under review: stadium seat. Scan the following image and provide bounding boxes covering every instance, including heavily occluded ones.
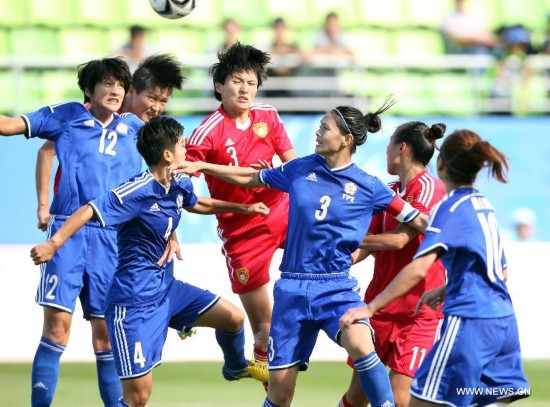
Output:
[1,70,44,114]
[0,29,9,56]
[154,28,204,58]
[8,27,60,56]
[40,70,82,105]
[75,0,125,27]
[219,1,270,28]
[347,29,394,57]
[379,72,432,115]
[500,0,548,31]
[392,29,445,56]
[403,0,453,29]
[0,1,28,27]
[178,0,221,29]
[356,0,407,28]
[58,28,110,58]
[26,0,76,27]
[309,0,360,28]
[467,0,501,30]
[266,0,315,29]
[426,73,476,116]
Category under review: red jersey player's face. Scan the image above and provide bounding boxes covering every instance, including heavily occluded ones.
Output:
[88,77,125,115]
[314,113,348,157]
[216,70,258,118]
[386,134,402,175]
[128,86,170,122]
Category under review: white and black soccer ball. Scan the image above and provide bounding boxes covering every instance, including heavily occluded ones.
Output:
[148,0,196,19]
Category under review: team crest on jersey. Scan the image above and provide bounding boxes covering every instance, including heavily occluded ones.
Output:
[116,123,128,134]
[406,196,414,203]
[236,268,249,285]
[343,182,358,202]
[253,122,268,138]
[83,119,95,127]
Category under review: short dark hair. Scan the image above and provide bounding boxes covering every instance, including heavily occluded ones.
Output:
[130,25,146,38]
[132,53,186,96]
[77,57,132,103]
[136,116,184,166]
[209,42,270,101]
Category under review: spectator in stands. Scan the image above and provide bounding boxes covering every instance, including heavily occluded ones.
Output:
[217,18,242,54]
[306,12,354,98]
[312,12,354,58]
[442,0,498,54]
[264,17,303,98]
[512,207,537,242]
[490,25,533,115]
[112,25,157,72]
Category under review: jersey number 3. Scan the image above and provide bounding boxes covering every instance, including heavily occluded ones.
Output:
[315,195,331,220]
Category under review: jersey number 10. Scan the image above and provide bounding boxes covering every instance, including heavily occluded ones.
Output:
[477,212,505,283]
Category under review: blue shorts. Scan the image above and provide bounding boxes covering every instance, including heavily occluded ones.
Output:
[411,314,530,407]
[105,279,219,379]
[35,216,117,319]
[268,273,369,371]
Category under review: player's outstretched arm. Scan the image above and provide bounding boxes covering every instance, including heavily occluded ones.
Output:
[169,161,264,188]
[30,205,94,265]
[186,197,269,216]
[0,116,26,136]
[339,252,439,329]
[360,223,419,251]
[36,141,56,231]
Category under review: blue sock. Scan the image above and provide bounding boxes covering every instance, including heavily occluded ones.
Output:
[215,326,247,370]
[263,397,279,407]
[354,352,395,407]
[96,350,122,407]
[31,336,65,407]
[118,397,131,407]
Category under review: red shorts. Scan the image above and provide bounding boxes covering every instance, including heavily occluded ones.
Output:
[347,317,443,377]
[218,213,287,294]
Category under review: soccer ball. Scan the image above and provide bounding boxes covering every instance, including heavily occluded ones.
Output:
[148,0,196,19]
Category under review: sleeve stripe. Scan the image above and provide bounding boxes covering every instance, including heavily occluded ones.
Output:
[188,112,223,146]
[258,170,270,187]
[414,243,448,259]
[418,174,435,207]
[21,115,32,139]
[426,226,441,233]
[113,173,154,201]
[87,202,106,227]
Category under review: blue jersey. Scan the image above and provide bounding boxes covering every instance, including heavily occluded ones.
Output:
[23,102,143,217]
[89,171,198,306]
[260,154,412,275]
[415,187,514,318]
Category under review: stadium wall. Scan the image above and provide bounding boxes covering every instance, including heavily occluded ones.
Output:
[0,115,549,362]
[0,242,549,362]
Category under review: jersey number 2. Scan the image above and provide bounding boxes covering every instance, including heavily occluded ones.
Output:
[99,130,118,156]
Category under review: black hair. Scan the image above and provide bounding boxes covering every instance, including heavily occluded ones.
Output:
[132,53,186,96]
[130,25,146,38]
[209,42,270,101]
[136,116,184,166]
[332,95,397,154]
[77,57,132,103]
[392,121,446,166]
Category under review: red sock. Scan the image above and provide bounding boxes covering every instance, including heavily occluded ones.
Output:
[253,346,268,363]
[338,393,353,407]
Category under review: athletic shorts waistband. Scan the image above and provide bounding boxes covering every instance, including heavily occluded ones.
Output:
[280,272,350,280]
[52,214,117,231]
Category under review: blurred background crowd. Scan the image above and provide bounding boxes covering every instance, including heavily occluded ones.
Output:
[1,0,550,116]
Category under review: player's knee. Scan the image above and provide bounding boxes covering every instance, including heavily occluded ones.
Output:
[43,318,71,344]
[127,389,151,407]
[226,308,245,331]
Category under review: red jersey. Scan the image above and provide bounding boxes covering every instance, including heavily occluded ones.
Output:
[186,103,294,230]
[364,170,446,320]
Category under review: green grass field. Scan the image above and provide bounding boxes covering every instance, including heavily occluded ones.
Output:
[1,360,548,406]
